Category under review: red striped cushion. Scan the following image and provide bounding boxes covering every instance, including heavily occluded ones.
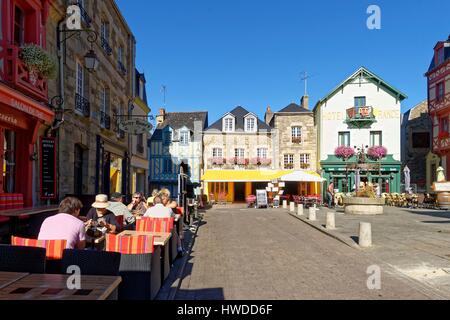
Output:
[136,217,174,233]
[105,234,154,254]
[11,236,66,260]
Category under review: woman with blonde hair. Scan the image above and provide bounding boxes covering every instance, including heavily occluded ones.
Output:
[159,188,178,209]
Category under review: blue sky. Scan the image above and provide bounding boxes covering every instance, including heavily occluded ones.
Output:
[116,0,450,123]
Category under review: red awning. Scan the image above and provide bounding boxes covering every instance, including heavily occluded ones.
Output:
[0,83,54,124]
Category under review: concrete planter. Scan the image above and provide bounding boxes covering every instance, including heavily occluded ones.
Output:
[343,197,385,215]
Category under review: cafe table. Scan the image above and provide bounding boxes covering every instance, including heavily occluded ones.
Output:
[0,272,29,290]
[0,205,59,238]
[118,230,172,283]
[0,274,122,300]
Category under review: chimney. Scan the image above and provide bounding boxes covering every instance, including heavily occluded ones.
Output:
[264,105,273,125]
[156,108,166,124]
[301,95,309,110]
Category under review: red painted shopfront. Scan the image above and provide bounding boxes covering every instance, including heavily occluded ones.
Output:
[0,0,54,207]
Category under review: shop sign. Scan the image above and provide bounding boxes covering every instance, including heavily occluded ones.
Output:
[40,137,57,199]
[118,119,153,135]
[0,112,18,126]
[256,190,268,208]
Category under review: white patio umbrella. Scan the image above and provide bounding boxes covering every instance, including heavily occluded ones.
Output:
[355,169,361,192]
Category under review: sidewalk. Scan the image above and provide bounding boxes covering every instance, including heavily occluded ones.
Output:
[286,205,450,297]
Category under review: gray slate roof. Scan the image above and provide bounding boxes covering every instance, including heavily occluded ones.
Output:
[277,103,311,113]
[206,106,271,132]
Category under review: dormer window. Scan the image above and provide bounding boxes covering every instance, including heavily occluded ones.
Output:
[223,116,234,132]
[245,116,257,132]
[437,47,445,65]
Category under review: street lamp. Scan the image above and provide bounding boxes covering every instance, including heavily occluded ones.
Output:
[84,49,99,72]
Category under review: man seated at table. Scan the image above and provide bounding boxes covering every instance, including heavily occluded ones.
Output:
[86,194,121,234]
[38,197,86,250]
[144,196,174,218]
[108,192,135,227]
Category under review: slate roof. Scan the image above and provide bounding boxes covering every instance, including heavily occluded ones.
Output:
[150,111,208,141]
[428,37,450,72]
[277,103,311,113]
[135,69,148,104]
[206,106,272,132]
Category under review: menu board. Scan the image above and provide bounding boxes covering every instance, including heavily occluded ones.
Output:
[256,190,268,208]
[40,137,57,199]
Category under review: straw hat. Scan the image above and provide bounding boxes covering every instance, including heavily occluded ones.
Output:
[92,194,110,209]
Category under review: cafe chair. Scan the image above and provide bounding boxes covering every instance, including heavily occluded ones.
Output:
[61,249,121,276]
[0,244,46,274]
[106,234,161,300]
[137,217,178,264]
[11,236,67,274]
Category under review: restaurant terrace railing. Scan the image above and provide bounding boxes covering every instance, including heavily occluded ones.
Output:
[345,106,377,128]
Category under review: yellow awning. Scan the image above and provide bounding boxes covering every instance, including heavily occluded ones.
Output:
[202,170,294,182]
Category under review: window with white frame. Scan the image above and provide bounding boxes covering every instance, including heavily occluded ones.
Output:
[180,131,190,145]
[76,61,84,96]
[235,148,245,159]
[100,87,109,114]
[257,148,267,159]
[101,21,109,42]
[300,154,310,169]
[212,148,223,158]
[245,116,256,132]
[118,46,124,64]
[223,117,234,132]
[292,126,302,143]
[284,154,294,169]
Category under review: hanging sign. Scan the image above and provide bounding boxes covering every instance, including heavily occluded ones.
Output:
[118,118,153,135]
[40,137,57,199]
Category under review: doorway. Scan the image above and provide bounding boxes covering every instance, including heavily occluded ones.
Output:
[234,182,246,202]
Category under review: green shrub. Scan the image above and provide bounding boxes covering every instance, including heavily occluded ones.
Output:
[20,44,57,79]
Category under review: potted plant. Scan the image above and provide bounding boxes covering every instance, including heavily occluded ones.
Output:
[367,146,387,161]
[20,44,57,81]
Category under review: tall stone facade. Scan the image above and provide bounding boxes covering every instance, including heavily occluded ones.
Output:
[47,0,135,201]
[267,96,317,171]
[402,100,432,192]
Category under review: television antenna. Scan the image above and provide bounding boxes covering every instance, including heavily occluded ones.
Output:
[300,71,314,96]
[161,85,167,107]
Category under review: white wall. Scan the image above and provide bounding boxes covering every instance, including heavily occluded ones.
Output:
[319,76,402,162]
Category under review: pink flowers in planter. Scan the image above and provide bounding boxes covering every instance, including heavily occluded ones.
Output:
[209,158,225,165]
[335,146,355,160]
[228,158,250,165]
[367,146,387,160]
[250,158,272,166]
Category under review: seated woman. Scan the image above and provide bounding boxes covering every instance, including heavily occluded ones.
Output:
[127,192,147,216]
[159,188,178,209]
[86,194,121,236]
[38,197,86,250]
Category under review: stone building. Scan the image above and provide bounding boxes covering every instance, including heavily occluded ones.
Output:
[401,101,432,192]
[202,106,281,203]
[130,69,150,195]
[264,96,318,195]
[46,0,136,201]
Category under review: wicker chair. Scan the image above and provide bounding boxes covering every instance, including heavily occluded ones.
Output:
[106,234,161,300]
[0,244,46,273]
[61,249,121,276]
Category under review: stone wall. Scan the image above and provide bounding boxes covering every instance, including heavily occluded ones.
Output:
[47,0,135,199]
[273,113,317,171]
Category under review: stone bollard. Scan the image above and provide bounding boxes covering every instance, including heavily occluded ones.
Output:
[290,202,295,212]
[298,204,304,216]
[308,207,316,221]
[326,211,335,230]
[359,222,372,248]
[283,200,288,209]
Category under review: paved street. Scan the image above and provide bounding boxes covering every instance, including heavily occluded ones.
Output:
[300,205,450,298]
[176,206,439,300]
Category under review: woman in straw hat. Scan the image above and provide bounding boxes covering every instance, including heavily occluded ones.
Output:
[86,194,121,235]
